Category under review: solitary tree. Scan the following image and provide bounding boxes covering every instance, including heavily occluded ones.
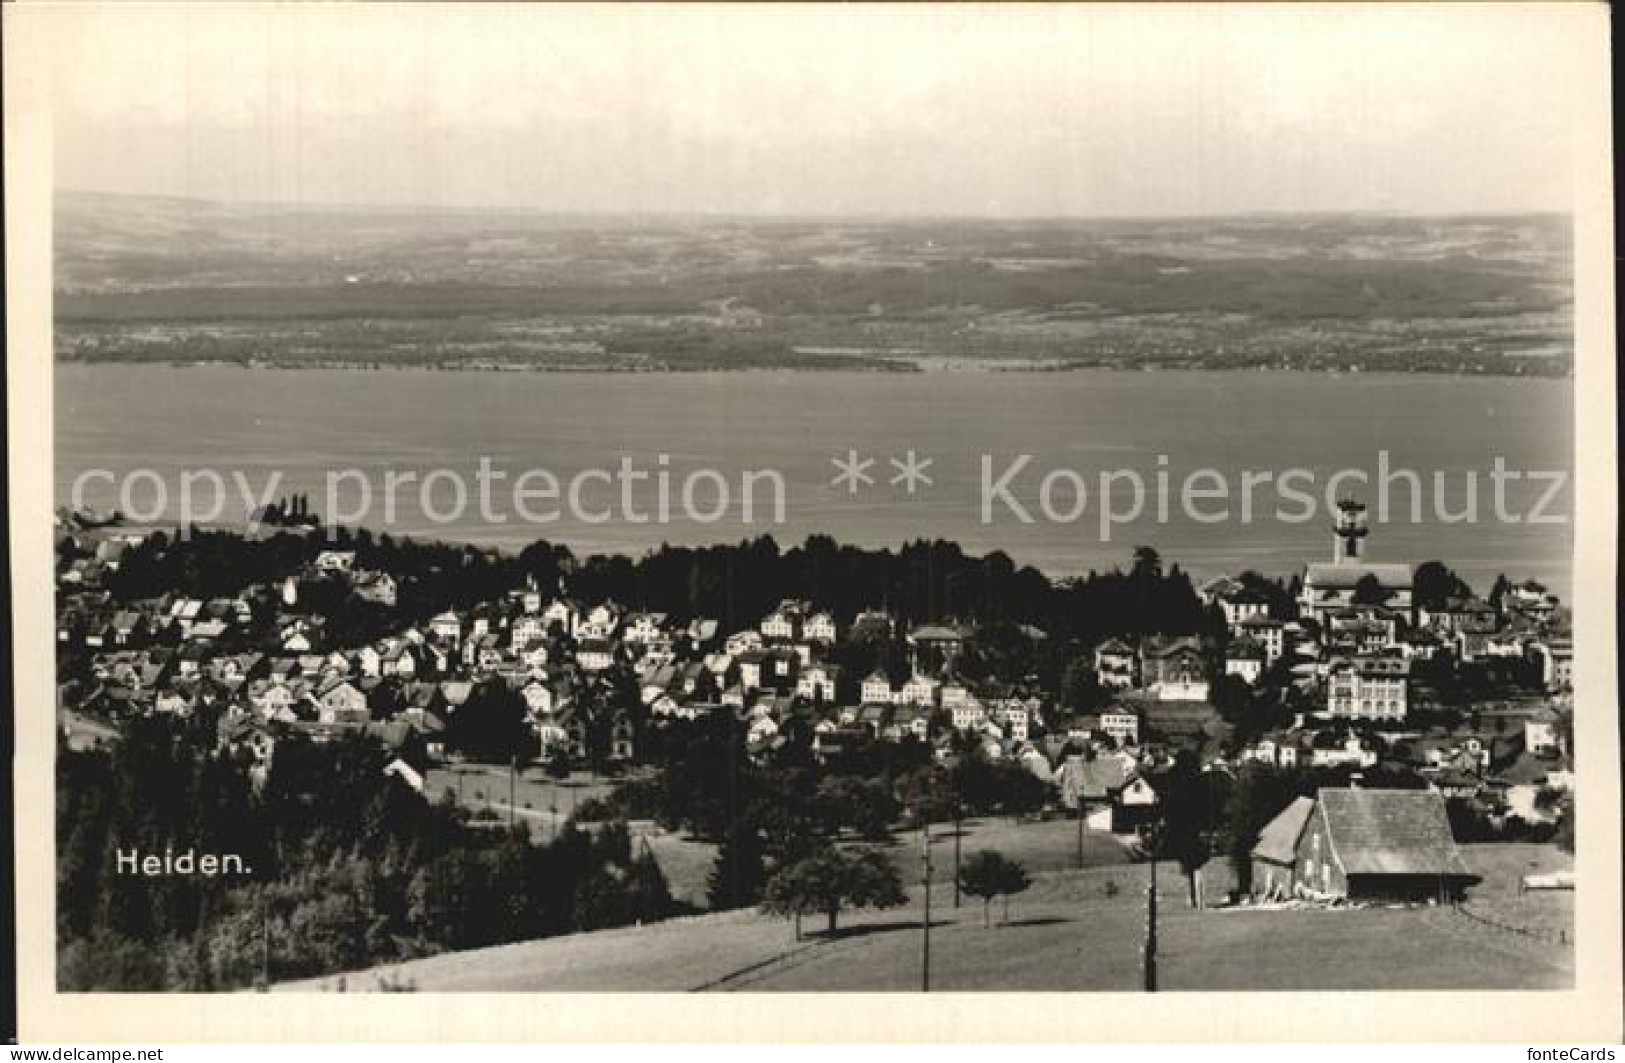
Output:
[1131,546,1163,581]
[957,851,1033,927]
[707,820,769,910]
[1413,561,1474,612]
[760,845,906,937]
[626,847,674,924]
[446,680,534,763]
[1350,573,1388,606]
[1157,752,1212,909]
[995,856,1033,924]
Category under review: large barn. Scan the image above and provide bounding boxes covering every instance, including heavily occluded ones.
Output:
[1251,788,1478,903]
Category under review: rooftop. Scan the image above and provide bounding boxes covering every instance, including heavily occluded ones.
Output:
[1317,787,1473,878]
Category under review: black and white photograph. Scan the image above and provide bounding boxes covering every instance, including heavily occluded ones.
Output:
[5,0,1620,1045]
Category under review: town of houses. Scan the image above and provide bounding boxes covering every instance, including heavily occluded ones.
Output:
[56,498,1575,845]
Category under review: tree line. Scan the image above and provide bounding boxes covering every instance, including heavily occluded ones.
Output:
[78,528,1220,646]
[57,718,677,990]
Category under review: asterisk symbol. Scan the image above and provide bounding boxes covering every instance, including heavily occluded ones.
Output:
[889,450,934,494]
[831,450,876,494]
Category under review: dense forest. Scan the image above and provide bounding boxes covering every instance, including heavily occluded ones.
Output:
[57,717,675,991]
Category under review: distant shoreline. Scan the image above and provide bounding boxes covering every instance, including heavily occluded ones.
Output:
[53,358,1572,379]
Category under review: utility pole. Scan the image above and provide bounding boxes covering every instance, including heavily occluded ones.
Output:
[509,755,517,831]
[952,801,962,909]
[258,894,270,992]
[1144,842,1159,993]
[258,836,281,992]
[1077,798,1086,869]
[920,815,932,993]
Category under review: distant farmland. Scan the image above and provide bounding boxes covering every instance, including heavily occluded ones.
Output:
[56,194,1572,376]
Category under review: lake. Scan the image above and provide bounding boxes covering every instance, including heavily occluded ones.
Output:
[55,366,1574,596]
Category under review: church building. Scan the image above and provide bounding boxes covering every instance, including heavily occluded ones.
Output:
[1297,499,1414,624]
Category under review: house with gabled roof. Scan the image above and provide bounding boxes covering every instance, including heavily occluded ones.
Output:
[110,610,147,646]
[948,695,987,731]
[886,703,931,742]
[1139,635,1211,701]
[153,688,195,717]
[1098,706,1140,748]
[855,702,890,736]
[1309,728,1379,769]
[539,598,581,636]
[315,549,356,574]
[1197,575,1244,606]
[1253,787,1477,902]
[638,662,679,705]
[803,610,839,643]
[513,638,550,673]
[1093,637,1139,689]
[353,570,398,607]
[1216,586,1272,630]
[579,603,622,640]
[509,613,550,650]
[518,676,558,716]
[465,633,506,671]
[624,612,669,645]
[576,638,615,673]
[897,673,940,708]
[379,641,422,679]
[1057,753,1155,833]
[316,676,370,726]
[860,671,893,705]
[1225,636,1266,684]
[907,623,966,674]
[218,710,279,773]
[428,609,464,645]
[759,599,810,641]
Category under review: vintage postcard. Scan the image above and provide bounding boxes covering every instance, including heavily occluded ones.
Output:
[5,0,1620,1044]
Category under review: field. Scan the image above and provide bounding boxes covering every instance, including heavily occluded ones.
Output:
[639,813,1138,910]
[56,194,1572,376]
[1452,841,1576,942]
[423,763,617,828]
[274,841,1573,993]
[419,763,1138,910]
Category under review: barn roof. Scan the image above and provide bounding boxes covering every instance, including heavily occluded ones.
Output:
[1252,796,1315,865]
[1317,788,1473,878]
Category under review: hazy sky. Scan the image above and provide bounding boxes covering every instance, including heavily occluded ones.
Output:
[44,3,1598,217]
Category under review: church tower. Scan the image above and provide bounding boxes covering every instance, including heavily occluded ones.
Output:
[1332,498,1368,564]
